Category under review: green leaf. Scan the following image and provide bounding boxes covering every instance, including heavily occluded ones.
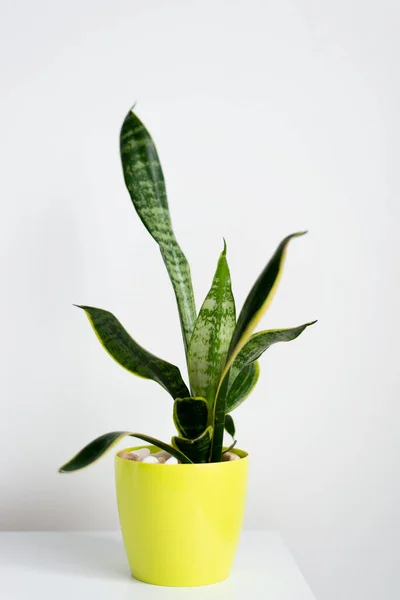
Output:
[173,397,209,439]
[226,361,260,413]
[222,440,237,455]
[224,414,235,439]
[172,426,213,463]
[226,232,307,369]
[211,232,306,462]
[76,306,189,399]
[210,375,230,462]
[120,109,196,356]
[188,243,236,404]
[59,431,193,472]
[230,322,317,390]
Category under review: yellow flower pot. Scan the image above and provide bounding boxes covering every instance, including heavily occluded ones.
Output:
[115,445,248,587]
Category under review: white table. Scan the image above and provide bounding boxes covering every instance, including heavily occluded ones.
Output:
[0,531,315,599]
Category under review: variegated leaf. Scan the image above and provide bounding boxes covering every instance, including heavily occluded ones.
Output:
[226,361,260,413]
[226,232,307,369]
[229,322,317,389]
[172,426,213,463]
[173,397,209,439]
[188,243,236,404]
[76,306,189,399]
[59,431,192,472]
[225,323,316,417]
[211,232,307,461]
[120,109,196,356]
[224,414,236,439]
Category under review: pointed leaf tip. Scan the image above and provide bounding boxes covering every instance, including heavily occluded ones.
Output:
[223,238,227,254]
[59,431,193,471]
[120,109,196,355]
[188,247,235,403]
[211,231,309,461]
[76,306,190,399]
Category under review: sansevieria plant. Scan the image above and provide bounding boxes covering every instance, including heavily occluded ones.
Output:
[59,107,316,472]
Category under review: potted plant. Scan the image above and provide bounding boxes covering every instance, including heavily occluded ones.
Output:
[59,106,316,587]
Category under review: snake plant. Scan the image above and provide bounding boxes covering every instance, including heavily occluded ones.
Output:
[59,107,316,472]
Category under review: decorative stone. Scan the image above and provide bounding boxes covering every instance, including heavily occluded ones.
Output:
[164,456,178,465]
[135,448,151,459]
[153,451,171,462]
[222,452,240,461]
[141,455,159,464]
[117,451,139,461]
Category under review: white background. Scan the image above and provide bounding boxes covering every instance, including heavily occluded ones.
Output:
[1,1,399,599]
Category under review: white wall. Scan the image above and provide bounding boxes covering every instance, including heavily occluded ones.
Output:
[1,1,399,598]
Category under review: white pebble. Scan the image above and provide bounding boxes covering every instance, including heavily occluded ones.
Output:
[141,455,159,464]
[164,456,178,465]
[134,448,151,459]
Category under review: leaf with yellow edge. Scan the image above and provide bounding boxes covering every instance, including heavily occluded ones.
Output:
[172,426,213,463]
[226,232,307,371]
[188,243,236,404]
[225,322,316,413]
[59,431,192,472]
[226,361,260,413]
[230,322,316,386]
[76,305,189,400]
[120,109,196,357]
[211,232,307,461]
[173,397,209,439]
